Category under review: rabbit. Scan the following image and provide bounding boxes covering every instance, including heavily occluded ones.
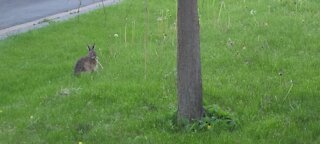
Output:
[74,44,97,75]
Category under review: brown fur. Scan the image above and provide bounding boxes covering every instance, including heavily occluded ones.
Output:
[74,44,97,75]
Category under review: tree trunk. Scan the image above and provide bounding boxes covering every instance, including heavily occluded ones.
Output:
[177,0,203,123]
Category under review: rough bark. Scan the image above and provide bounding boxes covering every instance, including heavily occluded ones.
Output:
[177,0,203,123]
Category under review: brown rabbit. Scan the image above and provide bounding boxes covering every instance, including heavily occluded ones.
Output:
[74,44,97,75]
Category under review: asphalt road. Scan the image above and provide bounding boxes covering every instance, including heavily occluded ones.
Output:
[0,0,106,29]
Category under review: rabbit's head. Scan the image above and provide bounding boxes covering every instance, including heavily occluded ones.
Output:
[87,44,96,59]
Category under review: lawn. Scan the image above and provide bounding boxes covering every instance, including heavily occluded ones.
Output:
[0,0,320,143]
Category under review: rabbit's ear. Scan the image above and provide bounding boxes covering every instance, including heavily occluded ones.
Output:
[92,43,95,49]
[87,45,91,50]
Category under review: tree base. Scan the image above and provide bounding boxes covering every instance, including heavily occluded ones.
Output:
[173,104,238,132]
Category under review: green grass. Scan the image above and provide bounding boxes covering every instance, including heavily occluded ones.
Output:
[1,0,320,143]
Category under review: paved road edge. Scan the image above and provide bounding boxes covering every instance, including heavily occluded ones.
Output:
[0,0,120,40]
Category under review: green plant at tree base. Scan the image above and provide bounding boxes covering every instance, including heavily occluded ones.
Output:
[173,104,238,132]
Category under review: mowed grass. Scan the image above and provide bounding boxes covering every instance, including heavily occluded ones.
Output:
[0,0,320,143]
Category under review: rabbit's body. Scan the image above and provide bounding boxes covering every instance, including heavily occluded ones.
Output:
[74,44,97,75]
